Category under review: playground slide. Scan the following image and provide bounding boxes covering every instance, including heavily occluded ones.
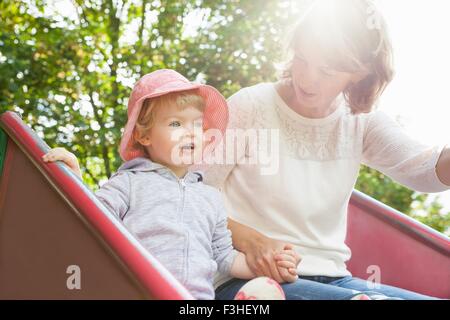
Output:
[0,111,449,299]
[0,111,193,299]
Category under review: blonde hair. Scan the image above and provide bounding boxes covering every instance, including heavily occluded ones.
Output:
[133,91,205,144]
[280,0,394,114]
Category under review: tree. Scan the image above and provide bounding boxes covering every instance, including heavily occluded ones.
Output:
[1,0,304,183]
[1,0,448,235]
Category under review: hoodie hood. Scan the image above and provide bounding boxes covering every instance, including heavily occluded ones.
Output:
[116,157,203,183]
[118,157,164,172]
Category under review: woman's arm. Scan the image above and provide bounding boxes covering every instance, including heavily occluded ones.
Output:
[227,218,260,253]
[436,145,450,186]
[362,111,450,193]
[228,218,300,283]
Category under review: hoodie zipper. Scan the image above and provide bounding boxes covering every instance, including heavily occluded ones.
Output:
[178,177,189,284]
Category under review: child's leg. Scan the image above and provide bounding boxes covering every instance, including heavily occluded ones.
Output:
[234,277,285,300]
[216,277,377,300]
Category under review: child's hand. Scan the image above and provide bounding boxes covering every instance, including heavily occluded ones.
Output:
[42,148,82,178]
[274,244,301,283]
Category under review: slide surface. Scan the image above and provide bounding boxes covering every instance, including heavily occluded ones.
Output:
[1,111,449,299]
[0,111,193,299]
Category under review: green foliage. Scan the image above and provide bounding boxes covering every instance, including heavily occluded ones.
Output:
[356,166,450,236]
[412,199,450,236]
[0,128,7,178]
[1,0,448,235]
[1,0,303,181]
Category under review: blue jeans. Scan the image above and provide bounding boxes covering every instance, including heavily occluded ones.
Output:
[215,276,439,300]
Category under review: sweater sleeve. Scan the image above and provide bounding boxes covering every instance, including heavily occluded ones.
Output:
[362,111,450,193]
[95,172,131,220]
[197,88,255,189]
[211,190,238,275]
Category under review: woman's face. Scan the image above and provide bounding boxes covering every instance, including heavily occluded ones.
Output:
[291,44,361,112]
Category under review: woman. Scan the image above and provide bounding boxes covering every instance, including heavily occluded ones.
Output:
[203,0,450,299]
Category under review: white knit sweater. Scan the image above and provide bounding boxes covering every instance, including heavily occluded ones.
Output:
[199,83,449,287]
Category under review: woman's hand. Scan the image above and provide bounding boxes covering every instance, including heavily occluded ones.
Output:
[243,233,301,283]
[228,218,301,283]
[436,145,450,186]
[42,147,82,178]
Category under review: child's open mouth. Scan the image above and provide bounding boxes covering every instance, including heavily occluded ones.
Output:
[180,143,195,151]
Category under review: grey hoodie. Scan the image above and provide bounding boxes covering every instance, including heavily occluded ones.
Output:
[95,157,237,299]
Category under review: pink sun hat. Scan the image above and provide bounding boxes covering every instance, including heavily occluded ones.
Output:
[119,69,229,161]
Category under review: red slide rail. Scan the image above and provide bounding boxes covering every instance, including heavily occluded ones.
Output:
[1,110,449,299]
[0,111,193,299]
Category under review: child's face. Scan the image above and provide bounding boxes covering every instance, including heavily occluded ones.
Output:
[138,103,204,175]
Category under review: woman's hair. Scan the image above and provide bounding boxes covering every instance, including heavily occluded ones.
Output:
[133,91,205,143]
[279,0,394,113]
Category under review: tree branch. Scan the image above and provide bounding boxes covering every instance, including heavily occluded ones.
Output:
[88,90,112,178]
[137,0,148,75]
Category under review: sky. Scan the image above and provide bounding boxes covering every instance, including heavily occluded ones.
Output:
[39,0,450,211]
[376,0,450,209]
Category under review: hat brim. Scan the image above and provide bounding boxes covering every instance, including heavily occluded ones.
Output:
[120,82,228,161]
